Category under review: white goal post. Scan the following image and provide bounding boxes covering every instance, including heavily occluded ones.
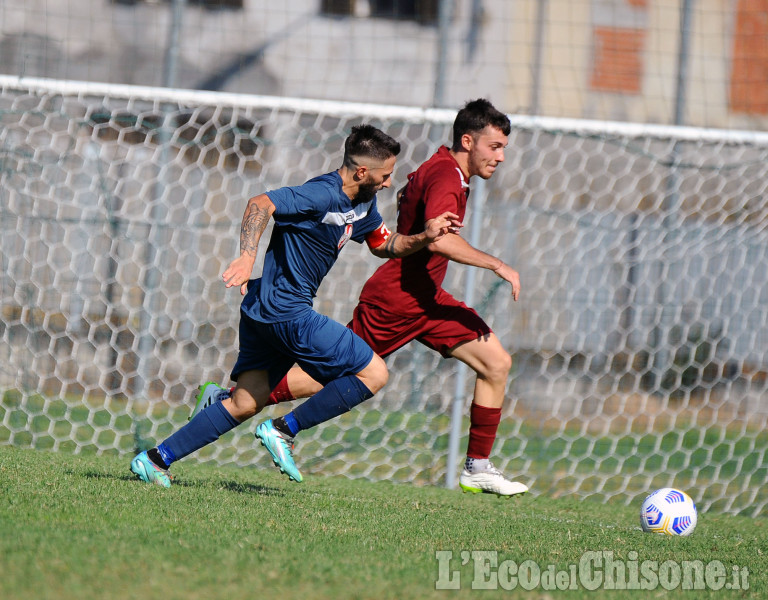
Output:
[1,75,767,515]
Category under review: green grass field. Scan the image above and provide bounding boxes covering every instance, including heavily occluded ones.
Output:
[4,388,767,515]
[1,445,765,600]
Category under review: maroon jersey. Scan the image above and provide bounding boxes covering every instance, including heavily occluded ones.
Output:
[358,146,469,315]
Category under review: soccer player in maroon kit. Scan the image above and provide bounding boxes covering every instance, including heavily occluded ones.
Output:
[194,99,527,495]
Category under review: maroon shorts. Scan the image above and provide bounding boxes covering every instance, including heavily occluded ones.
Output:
[349,292,492,358]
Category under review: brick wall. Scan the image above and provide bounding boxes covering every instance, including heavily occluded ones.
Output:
[730,0,768,114]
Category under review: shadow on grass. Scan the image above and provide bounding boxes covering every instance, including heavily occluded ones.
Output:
[208,479,287,497]
[78,469,287,497]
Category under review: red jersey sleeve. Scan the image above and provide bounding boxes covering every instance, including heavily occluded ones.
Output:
[422,164,467,221]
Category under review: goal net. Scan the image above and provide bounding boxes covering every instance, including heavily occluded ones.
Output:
[1,76,767,515]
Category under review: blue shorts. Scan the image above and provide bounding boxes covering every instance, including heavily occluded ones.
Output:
[231,309,375,389]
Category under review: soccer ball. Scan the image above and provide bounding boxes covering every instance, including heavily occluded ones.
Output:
[640,487,697,536]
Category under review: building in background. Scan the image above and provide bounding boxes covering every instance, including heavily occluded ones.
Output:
[1,0,767,130]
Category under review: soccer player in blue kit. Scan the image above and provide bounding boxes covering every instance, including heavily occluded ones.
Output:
[130,125,461,487]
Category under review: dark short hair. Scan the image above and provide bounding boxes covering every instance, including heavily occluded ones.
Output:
[451,99,511,150]
[343,124,401,168]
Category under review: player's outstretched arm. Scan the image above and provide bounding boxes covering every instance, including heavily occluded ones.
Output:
[429,234,521,301]
[368,211,462,259]
[222,194,276,295]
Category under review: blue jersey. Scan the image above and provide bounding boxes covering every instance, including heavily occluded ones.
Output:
[241,171,383,322]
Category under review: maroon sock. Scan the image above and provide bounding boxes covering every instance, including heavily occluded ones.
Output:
[268,375,295,405]
[466,404,501,459]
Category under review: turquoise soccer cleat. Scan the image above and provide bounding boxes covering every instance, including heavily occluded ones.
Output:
[255,419,303,482]
[130,450,172,488]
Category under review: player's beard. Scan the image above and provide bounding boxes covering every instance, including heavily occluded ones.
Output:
[470,153,497,180]
[353,181,379,204]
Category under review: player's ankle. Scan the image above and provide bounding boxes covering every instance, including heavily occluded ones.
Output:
[273,416,295,438]
[147,447,170,470]
[465,457,489,473]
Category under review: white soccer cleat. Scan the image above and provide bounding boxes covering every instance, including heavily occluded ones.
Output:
[459,463,528,497]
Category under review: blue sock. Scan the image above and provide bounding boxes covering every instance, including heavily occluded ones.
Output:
[156,443,176,466]
[161,401,240,465]
[289,375,373,434]
[282,413,300,437]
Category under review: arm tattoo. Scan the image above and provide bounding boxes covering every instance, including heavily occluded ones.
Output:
[241,203,270,256]
[383,232,401,258]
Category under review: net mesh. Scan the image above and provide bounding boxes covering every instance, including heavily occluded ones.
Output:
[2,77,767,515]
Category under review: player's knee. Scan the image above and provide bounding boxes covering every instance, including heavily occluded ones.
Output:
[482,349,512,383]
[226,375,270,420]
[226,390,259,420]
[358,354,389,394]
[367,362,389,394]
[499,350,513,374]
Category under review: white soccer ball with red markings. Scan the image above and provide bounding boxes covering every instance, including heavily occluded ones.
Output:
[640,487,698,536]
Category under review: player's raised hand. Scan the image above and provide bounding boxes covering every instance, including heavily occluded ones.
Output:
[424,211,463,242]
[493,262,521,301]
[222,255,256,296]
